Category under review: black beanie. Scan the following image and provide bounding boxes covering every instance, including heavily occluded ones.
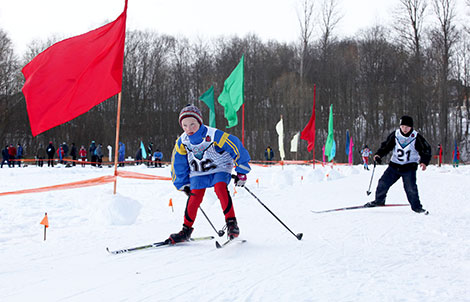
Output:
[400,115,413,127]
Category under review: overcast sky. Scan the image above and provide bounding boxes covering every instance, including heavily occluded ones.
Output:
[0,0,467,56]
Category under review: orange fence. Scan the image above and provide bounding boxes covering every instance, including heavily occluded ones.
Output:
[0,171,170,197]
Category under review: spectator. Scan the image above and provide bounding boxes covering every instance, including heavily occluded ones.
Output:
[17,143,24,167]
[36,144,46,167]
[1,145,10,168]
[118,142,125,167]
[95,144,104,168]
[8,144,17,167]
[153,149,163,167]
[46,141,55,167]
[264,146,274,163]
[135,148,142,165]
[57,144,65,164]
[79,145,87,167]
[70,143,77,166]
[89,141,97,167]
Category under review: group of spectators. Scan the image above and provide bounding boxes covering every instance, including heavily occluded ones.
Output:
[1,143,24,168]
[1,141,164,168]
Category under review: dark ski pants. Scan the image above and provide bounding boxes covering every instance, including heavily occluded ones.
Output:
[375,165,423,211]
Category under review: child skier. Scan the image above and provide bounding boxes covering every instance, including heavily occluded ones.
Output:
[364,116,431,214]
[360,145,372,170]
[167,105,251,244]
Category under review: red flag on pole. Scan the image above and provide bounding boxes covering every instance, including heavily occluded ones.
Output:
[300,84,316,152]
[22,1,128,136]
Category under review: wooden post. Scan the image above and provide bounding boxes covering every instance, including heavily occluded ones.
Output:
[113,92,122,194]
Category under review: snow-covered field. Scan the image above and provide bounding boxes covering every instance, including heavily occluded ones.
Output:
[1,163,469,301]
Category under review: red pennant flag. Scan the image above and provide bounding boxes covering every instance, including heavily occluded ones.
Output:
[22,1,128,136]
[300,85,316,152]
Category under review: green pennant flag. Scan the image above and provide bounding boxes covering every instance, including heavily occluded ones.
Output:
[217,55,244,128]
[199,86,216,127]
[324,104,336,162]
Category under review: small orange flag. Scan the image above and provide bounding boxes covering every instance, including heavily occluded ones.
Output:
[169,198,174,212]
[40,213,49,228]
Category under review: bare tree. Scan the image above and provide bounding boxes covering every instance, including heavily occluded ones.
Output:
[430,0,459,149]
[393,0,428,130]
[0,29,21,144]
[297,0,316,81]
[319,0,342,51]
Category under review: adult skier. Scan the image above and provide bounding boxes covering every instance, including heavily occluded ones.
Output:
[364,116,431,214]
[167,105,251,244]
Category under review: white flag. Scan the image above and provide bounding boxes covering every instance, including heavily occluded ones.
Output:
[290,132,300,153]
[276,117,285,160]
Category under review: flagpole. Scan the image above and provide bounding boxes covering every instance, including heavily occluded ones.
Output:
[313,84,316,169]
[113,92,122,194]
[242,103,245,146]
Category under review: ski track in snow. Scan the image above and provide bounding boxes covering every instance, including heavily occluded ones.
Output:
[0,164,469,301]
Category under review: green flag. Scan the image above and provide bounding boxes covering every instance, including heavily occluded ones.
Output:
[324,104,336,162]
[199,86,216,127]
[217,55,244,128]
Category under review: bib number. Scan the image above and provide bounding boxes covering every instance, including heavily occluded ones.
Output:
[190,158,216,172]
[396,149,411,162]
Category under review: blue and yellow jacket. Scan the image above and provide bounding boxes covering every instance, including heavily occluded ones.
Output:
[171,125,251,190]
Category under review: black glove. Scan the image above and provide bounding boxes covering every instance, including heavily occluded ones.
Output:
[182,186,194,197]
[234,173,247,187]
[374,155,382,164]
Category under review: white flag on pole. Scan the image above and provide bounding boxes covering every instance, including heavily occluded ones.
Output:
[290,132,300,153]
[276,117,285,160]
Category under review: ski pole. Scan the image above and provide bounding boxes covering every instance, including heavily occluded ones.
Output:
[366,160,377,196]
[243,186,303,240]
[199,206,225,237]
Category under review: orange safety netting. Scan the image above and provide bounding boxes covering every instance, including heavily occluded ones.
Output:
[0,171,172,197]
[0,175,116,197]
[116,170,172,180]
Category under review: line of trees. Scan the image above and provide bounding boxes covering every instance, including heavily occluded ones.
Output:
[1,0,469,163]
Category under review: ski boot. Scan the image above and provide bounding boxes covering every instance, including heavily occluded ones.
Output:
[364,200,385,207]
[226,217,240,239]
[167,224,193,244]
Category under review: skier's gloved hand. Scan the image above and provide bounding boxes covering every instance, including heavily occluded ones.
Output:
[234,173,247,187]
[182,186,194,197]
[374,155,382,164]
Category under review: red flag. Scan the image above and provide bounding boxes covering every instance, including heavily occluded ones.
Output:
[22,1,128,136]
[300,85,316,152]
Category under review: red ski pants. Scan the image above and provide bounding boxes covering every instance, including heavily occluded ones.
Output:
[183,182,235,227]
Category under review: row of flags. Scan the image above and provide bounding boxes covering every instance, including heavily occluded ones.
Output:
[20,0,345,163]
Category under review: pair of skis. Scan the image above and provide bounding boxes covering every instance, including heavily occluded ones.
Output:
[311,203,425,214]
[107,236,245,254]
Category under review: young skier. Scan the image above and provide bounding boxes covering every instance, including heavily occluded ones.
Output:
[364,115,431,213]
[167,104,251,244]
[360,145,372,170]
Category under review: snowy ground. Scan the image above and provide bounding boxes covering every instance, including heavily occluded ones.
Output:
[0,163,469,301]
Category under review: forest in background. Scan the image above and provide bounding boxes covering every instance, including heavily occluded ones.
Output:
[1,0,470,163]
